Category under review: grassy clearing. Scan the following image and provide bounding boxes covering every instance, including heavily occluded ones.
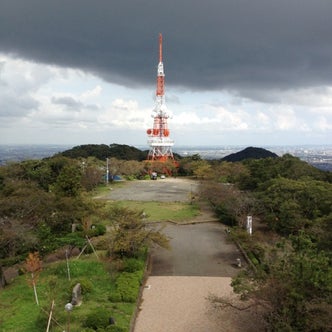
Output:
[109,200,200,222]
[92,182,126,196]
[0,255,144,332]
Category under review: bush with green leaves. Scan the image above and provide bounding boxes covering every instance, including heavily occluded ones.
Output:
[87,223,107,237]
[55,232,87,249]
[105,326,127,332]
[84,307,111,330]
[69,277,93,295]
[215,203,237,226]
[122,258,144,272]
[115,271,143,303]
[108,291,122,302]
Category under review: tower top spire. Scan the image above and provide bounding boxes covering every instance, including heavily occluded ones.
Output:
[156,33,165,97]
[159,33,163,63]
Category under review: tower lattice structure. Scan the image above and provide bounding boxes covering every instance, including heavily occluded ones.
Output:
[146,33,174,162]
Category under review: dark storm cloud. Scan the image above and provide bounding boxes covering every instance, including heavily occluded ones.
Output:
[52,96,100,111]
[1,0,332,100]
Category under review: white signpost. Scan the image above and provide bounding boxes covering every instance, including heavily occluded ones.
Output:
[246,215,253,235]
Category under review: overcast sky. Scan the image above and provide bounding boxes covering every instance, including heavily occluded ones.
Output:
[0,0,331,147]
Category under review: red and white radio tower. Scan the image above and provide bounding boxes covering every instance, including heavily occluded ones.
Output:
[146,33,174,162]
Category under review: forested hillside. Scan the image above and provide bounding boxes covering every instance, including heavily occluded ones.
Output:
[58,143,148,161]
[0,156,104,268]
[200,154,332,331]
[221,146,278,162]
[58,143,183,162]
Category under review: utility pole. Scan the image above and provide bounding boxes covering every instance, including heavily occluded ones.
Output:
[106,158,109,184]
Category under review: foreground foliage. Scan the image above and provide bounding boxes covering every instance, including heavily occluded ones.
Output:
[0,153,170,331]
[200,154,332,331]
[0,256,145,331]
[0,156,105,265]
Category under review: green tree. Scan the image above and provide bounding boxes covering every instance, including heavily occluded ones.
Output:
[239,154,328,190]
[192,160,212,179]
[231,233,332,331]
[0,179,53,223]
[21,160,53,191]
[0,219,38,260]
[212,161,249,183]
[108,207,169,258]
[0,157,105,259]
[53,164,82,197]
[200,181,255,226]
[178,155,202,175]
[81,164,104,191]
[264,234,332,331]
[120,160,144,178]
[257,177,332,235]
[60,143,147,161]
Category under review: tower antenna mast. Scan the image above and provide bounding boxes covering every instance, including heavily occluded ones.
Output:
[146,33,175,162]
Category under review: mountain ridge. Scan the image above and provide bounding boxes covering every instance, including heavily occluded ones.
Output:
[221,146,278,162]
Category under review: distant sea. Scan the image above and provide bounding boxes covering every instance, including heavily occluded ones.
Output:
[0,144,332,171]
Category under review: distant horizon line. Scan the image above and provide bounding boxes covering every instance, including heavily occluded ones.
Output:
[1,143,332,148]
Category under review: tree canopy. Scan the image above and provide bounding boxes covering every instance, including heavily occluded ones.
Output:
[199,153,332,330]
[59,143,148,161]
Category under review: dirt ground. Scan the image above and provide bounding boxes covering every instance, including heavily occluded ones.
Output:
[106,177,199,202]
[104,178,264,331]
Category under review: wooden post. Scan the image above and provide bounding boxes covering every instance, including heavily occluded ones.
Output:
[46,300,55,332]
[86,236,99,260]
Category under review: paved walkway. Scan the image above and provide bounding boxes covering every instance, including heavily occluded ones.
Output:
[134,276,263,332]
[150,222,242,277]
[133,208,260,331]
[103,178,263,331]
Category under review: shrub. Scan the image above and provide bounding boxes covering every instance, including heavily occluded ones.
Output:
[123,258,144,272]
[108,291,122,302]
[247,252,259,266]
[84,307,111,330]
[116,271,142,302]
[105,326,127,332]
[124,175,136,181]
[70,277,93,295]
[215,204,237,226]
[87,224,107,237]
[56,232,86,248]
[94,236,111,250]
